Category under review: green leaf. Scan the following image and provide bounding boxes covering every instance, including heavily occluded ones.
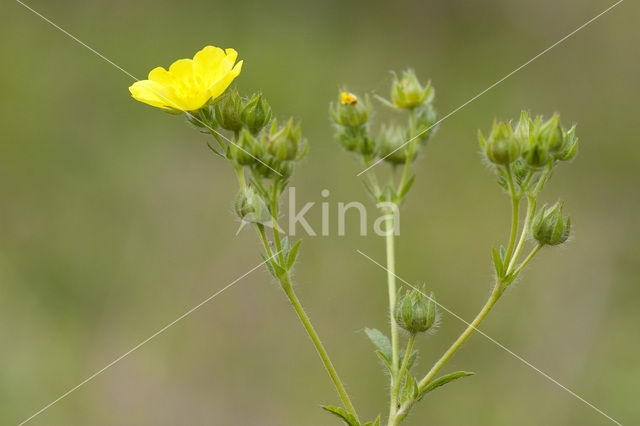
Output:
[286,239,302,269]
[261,255,277,279]
[404,350,418,372]
[420,371,475,398]
[375,350,393,374]
[362,415,381,426]
[492,247,504,277]
[365,328,392,361]
[321,405,359,426]
[401,374,419,404]
[398,174,415,199]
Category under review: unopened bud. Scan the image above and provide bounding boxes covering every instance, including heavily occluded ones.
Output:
[394,287,437,334]
[391,70,433,110]
[532,202,571,246]
[241,93,272,134]
[330,91,371,127]
[231,128,262,166]
[478,121,520,165]
[214,88,243,131]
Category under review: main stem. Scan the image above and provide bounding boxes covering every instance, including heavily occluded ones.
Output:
[279,273,359,421]
[385,213,401,420]
[256,198,359,421]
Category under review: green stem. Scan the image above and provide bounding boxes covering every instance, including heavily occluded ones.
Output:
[389,335,415,424]
[510,244,542,277]
[270,181,286,265]
[384,212,401,420]
[504,165,520,264]
[396,111,417,197]
[280,274,360,422]
[255,207,358,422]
[507,196,536,273]
[419,285,502,390]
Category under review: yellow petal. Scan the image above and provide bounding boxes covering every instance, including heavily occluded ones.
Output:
[148,66,175,87]
[168,58,195,83]
[194,46,237,88]
[208,60,243,100]
[129,80,173,109]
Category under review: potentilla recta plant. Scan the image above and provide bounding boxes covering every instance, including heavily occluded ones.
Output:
[129,46,578,426]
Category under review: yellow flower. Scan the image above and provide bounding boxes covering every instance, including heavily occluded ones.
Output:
[340,91,358,106]
[129,46,243,112]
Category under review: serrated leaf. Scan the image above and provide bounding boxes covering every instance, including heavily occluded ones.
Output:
[375,350,393,374]
[286,239,302,269]
[365,328,392,361]
[420,371,475,398]
[321,405,359,426]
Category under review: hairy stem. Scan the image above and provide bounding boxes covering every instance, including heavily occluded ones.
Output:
[280,274,360,421]
[255,209,359,421]
[385,213,401,420]
[389,335,415,425]
[504,165,520,264]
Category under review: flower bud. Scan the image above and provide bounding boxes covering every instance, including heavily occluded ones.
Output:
[391,70,433,110]
[378,124,410,165]
[554,125,579,162]
[532,202,571,246]
[478,121,520,165]
[414,104,439,143]
[214,88,243,132]
[267,118,306,162]
[330,91,371,127]
[234,186,271,224]
[231,128,262,166]
[241,93,272,134]
[394,287,437,334]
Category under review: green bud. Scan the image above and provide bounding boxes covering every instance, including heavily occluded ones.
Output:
[330,91,371,127]
[231,128,262,166]
[186,105,217,130]
[554,125,579,162]
[394,287,437,334]
[478,121,520,165]
[540,114,563,152]
[414,104,439,143]
[390,69,433,110]
[378,124,410,165]
[241,93,272,134]
[267,118,306,162]
[214,88,243,131]
[234,186,271,224]
[532,202,571,246]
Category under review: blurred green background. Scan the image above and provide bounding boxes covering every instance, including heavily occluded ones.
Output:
[1,0,639,424]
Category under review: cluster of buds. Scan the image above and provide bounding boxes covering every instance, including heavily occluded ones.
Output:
[330,91,375,158]
[478,111,578,171]
[232,118,307,179]
[192,89,307,180]
[531,202,571,246]
[330,70,438,168]
[394,287,437,335]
